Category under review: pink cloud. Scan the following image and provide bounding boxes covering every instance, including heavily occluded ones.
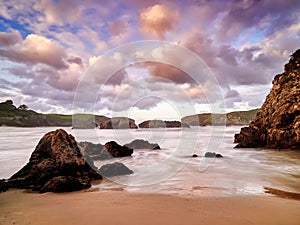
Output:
[138,4,178,39]
[0,30,22,46]
[0,34,68,69]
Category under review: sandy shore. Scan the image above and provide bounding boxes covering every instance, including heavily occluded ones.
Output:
[0,189,300,225]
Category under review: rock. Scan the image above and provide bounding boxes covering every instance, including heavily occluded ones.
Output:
[204,152,223,158]
[124,139,160,149]
[192,154,198,157]
[139,120,190,128]
[234,49,300,149]
[0,129,102,193]
[102,141,133,158]
[100,117,138,129]
[40,176,88,193]
[78,141,104,155]
[98,162,134,177]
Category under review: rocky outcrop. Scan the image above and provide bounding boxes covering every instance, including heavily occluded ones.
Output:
[98,162,134,177]
[234,49,300,149]
[79,141,133,160]
[0,129,102,192]
[124,139,160,149]
[103,141,133,157]
[139,120,190,128]
[100,117,138,129]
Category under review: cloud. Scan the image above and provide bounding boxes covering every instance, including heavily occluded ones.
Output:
[0,29,22,46]
[139,4,178,39]
[34,0,81,26]
[0,34,68,69]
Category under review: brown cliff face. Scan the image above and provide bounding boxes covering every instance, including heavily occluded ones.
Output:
[234,49,300,149]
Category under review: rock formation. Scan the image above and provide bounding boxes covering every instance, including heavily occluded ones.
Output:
[139,120,190,128]
[98,162,134,177]
[124,139,160,149]
[234,49,300,149]
[100,117,138,129]
[78,141,133,160]
[0,129,102,192]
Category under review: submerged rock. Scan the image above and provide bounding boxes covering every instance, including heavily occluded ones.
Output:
[0,129,102,193]
[98,162,134,177]
[204,152,223,158]
[234,49,300,149]
[124,139,160,149]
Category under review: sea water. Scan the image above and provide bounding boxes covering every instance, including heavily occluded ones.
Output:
[0,126,300,197]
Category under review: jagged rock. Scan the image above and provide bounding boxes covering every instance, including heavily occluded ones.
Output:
[98,162,134,177]
[204,152,223,158]
[0,129,102,193]
[100,117,138,129]
[139,120,190,128]
[40,176,88,193]
[124,139,160,149]
[102,141,133,158]
[234,49,300,149]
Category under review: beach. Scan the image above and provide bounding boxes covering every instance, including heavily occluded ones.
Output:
[1,189,300,225]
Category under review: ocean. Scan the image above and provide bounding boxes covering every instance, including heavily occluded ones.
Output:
[1,126,300,197]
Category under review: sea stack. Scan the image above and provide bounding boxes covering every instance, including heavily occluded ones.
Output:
[0,129,102,192]
[234,49,300,149]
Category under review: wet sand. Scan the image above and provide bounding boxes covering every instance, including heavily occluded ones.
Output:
[1,189,300,225]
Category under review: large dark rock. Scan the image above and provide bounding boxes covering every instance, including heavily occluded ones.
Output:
[98,162,134,177]
[102,141,133,158]
[40,176,88,193]
[0,129,102,193]
[100,117,138,129]
[139,120,190,128]
[124,139,160,149]
[234,49,300,149]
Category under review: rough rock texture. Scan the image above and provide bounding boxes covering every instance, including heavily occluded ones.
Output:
[234,49,300,149]
[100,117,138,129]
[103,141,133,158]
[0,129,102,192]
[98,162,134,177]
[204,152,223,158]
[139,120,190,128]
[124,139,160,149]
[78,141,133,160]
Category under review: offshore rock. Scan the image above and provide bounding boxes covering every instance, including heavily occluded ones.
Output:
[234,49,300,149]
[124,139,161,150]
[98,162,134,177]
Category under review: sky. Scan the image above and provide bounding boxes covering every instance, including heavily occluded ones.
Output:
[0,0,299,122]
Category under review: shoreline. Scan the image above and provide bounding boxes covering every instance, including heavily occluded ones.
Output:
[1,189,300,225]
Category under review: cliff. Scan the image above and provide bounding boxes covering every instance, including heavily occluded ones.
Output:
[234,49,300,149]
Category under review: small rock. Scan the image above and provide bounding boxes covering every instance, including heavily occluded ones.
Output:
[98,162,134,177]
[204,152,223,158]
[124,139,160,150]
[192,154,198,157]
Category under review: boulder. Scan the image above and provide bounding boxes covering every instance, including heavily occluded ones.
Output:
[98,162,134,177]
[234,49,300,149]
[124,139,160,149]
[204,152,223,158]
[102,141,133,158]
[0,129,102,193]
